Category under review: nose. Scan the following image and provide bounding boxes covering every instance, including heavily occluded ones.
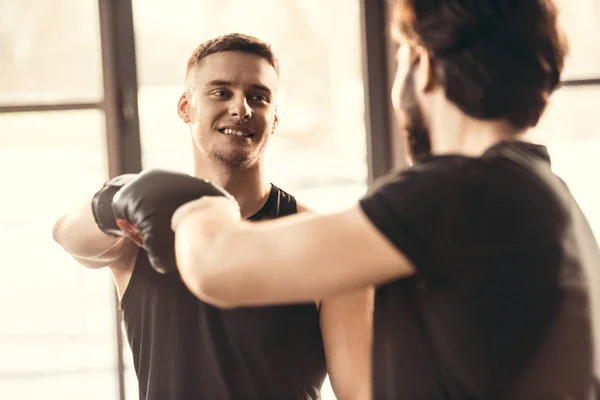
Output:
[229,95,252,121]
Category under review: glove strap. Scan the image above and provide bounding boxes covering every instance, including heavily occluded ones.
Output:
[91,174,137,237]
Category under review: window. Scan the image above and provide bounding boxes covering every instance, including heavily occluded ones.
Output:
[555,0,600,80]
[0,110,118,399]
[0,0,103,105]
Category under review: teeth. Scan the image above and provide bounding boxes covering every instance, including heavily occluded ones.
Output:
[223,128,248,137]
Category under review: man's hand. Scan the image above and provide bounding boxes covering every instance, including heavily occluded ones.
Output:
[111,169,234,274]
[52,174,139,269]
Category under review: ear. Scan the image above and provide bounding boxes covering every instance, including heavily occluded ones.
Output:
[271,111,279,134]
[178,93,191,123]
[416,48,436,93]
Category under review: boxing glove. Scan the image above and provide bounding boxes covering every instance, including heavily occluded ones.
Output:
[111,169,233,274]
[91,174,138,237]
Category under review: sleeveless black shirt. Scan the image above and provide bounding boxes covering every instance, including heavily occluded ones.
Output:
[120,184,327,399]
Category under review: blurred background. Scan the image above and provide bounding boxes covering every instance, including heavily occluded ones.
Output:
[0,0,599,399]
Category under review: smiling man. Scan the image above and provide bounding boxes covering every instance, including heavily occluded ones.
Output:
[53,33,372,400]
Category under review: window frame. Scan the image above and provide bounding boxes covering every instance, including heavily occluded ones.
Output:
[2,1,597,399]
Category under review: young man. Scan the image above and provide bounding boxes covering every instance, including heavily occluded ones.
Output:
[52,34,372,400]
[118,1,598,398]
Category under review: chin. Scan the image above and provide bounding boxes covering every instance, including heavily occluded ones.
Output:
[212,152,257,169]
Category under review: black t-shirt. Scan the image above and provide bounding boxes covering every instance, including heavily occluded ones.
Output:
[120,184,327,400]
[359,141,599,399]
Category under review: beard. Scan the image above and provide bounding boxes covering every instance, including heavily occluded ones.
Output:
[399,59,432,164]
[209,147,256,169]
[201,132,270,170]
[191,127,268,169]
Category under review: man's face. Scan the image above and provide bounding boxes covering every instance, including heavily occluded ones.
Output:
[179,51,279,169]
[391,42,432,163]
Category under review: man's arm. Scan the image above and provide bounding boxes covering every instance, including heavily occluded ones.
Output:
[292,203,373,400]
[52,196,136,269]
[172,197,415,308]
[320,288,374,400]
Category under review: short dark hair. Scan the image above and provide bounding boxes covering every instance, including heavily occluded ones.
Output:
[185,33,279,84]
[392,0,569,130]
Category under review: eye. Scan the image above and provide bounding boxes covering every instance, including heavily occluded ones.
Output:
[209,89,231,99]
[250,94,268,103]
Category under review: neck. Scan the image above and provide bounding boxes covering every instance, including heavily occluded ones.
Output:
[193,152,271,219]
[427,89,524,157]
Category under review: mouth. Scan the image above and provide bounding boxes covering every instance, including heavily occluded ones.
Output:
[218,127,254,138]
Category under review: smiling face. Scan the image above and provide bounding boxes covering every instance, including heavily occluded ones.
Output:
[178,50,279,169]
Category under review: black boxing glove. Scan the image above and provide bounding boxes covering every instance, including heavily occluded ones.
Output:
[111,169,233,274]
[91,174,138,237]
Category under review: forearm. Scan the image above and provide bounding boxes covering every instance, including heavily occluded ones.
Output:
[322,288,374,400]
[52,197,126,262]
[172,196,246,306]
[175,214,319,307]
[174,214,244,307]
[173,199,411,307]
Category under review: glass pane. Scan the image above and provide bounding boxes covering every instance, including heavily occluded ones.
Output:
[0,0,103,105]
[556,0,600,80]
[132,0,367,397]
[0,110,118,399]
